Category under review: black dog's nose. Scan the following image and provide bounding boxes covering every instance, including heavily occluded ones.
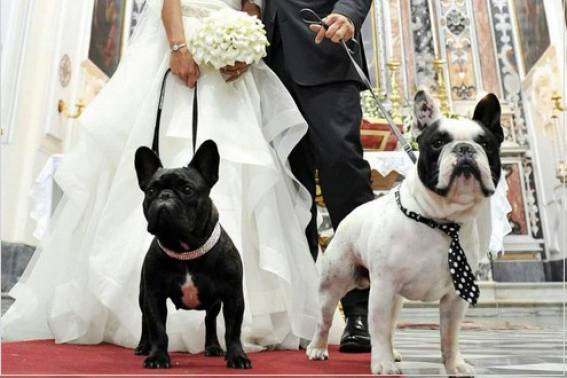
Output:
[159,190,174,200]
[454,143,475,157]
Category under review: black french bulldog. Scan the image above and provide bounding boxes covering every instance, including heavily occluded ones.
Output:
[134,140,251,370]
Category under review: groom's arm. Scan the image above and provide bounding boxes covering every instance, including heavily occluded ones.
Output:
[333,0,372,33]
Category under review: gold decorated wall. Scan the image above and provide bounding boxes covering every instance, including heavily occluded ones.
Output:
[360,0,557,265]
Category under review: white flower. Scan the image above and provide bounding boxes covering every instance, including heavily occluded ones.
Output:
[188,9,269,70]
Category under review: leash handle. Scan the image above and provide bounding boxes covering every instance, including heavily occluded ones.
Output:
[299,8,417,164]
[152,68,199,157]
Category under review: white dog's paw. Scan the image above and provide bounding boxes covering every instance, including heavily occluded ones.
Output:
[306,344,329,361]
[371,359,401,375]
[445,356,475,377]
[393,349,402,362]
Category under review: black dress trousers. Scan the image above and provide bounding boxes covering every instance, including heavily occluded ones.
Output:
[265,19,374,317]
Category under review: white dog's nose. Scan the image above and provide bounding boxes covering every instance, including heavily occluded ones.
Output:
[454,143,475,158]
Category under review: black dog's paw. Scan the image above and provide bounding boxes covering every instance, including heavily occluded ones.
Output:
[205,344,225,357]
[144,353,171,369]
[226,350,252,369]
[134,343,150,356]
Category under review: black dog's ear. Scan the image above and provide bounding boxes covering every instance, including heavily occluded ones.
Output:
[473,93,504,144]
[189,140,220,187]
[135,147,163,191]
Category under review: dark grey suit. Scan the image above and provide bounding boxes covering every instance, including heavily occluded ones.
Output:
[263,0,371,86]
[263,0,374,317]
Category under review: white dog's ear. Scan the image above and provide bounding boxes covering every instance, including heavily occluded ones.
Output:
[473,93,504,144]
[412,89,441,138]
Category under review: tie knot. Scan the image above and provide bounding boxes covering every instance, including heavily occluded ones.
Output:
[438,223,461,236]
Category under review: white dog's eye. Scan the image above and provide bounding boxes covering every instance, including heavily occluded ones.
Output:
[433,139,445,148]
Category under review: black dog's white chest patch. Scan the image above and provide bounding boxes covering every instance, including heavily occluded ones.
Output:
[180,273,201,309]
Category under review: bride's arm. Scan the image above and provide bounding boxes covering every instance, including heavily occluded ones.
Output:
[162,0,200,87]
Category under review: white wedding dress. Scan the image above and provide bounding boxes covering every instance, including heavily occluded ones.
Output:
[2,0,321,353]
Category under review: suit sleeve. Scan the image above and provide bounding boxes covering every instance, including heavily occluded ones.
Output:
[333,0,372,32]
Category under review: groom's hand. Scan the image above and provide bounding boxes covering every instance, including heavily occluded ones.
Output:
[309,14,355,44]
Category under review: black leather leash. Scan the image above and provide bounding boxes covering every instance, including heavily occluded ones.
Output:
[152,68,199,157]
[299,8,417,164]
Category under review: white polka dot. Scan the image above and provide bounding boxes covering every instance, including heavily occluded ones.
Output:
[450,269,455,274]
[458,284,463,289]
[472,286,477,291]
[456,290,461,295]
[463,272,468,277]
[457,255,461,261]
[461,278,466,283]
[453,262,458,267]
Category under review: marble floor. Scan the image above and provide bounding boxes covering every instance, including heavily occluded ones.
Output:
[390,327,564,377]
[1,296,565,377]
[391,306,565,377]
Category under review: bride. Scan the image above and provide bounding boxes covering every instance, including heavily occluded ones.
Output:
[2,0,321,353]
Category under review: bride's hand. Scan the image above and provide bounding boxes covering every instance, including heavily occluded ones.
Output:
[242,0,261,18]
[170,47,200,88]
[220,62,250,82]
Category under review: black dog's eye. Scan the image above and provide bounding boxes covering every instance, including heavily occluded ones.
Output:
[183,186,192,194]
[480,141,489,149]
[147,188,156,196]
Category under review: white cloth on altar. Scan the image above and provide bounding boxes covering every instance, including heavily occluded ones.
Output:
[30,154,64,240]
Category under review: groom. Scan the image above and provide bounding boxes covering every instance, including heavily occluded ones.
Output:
[260,0,374,353]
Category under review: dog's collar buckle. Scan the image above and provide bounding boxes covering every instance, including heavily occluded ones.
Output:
[158,222,221,261]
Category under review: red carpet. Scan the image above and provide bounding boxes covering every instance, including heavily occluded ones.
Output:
[2,340,384,376]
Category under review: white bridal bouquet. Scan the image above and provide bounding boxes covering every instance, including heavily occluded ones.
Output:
[188,9,269,69]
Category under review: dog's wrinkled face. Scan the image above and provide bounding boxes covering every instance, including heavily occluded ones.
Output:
[412,90,503,203]
[134,140,220,246]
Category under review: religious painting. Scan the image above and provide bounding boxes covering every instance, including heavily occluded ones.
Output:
[502,162,528,236]
[512,0,550,75]
[88,0,127,78]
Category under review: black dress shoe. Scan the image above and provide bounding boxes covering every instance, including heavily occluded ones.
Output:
[339,315,371,353]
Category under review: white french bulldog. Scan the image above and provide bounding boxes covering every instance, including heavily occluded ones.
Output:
[306,90,504,377]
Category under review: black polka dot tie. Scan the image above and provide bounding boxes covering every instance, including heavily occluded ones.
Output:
[395,189,479,305]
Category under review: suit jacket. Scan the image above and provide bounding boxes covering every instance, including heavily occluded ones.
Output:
[263,0,372,87]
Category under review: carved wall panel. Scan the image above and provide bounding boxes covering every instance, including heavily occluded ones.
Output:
[409,0,437,92]
[436,0,480,101]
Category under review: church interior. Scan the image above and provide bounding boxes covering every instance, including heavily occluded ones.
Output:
[1,0,566,375]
